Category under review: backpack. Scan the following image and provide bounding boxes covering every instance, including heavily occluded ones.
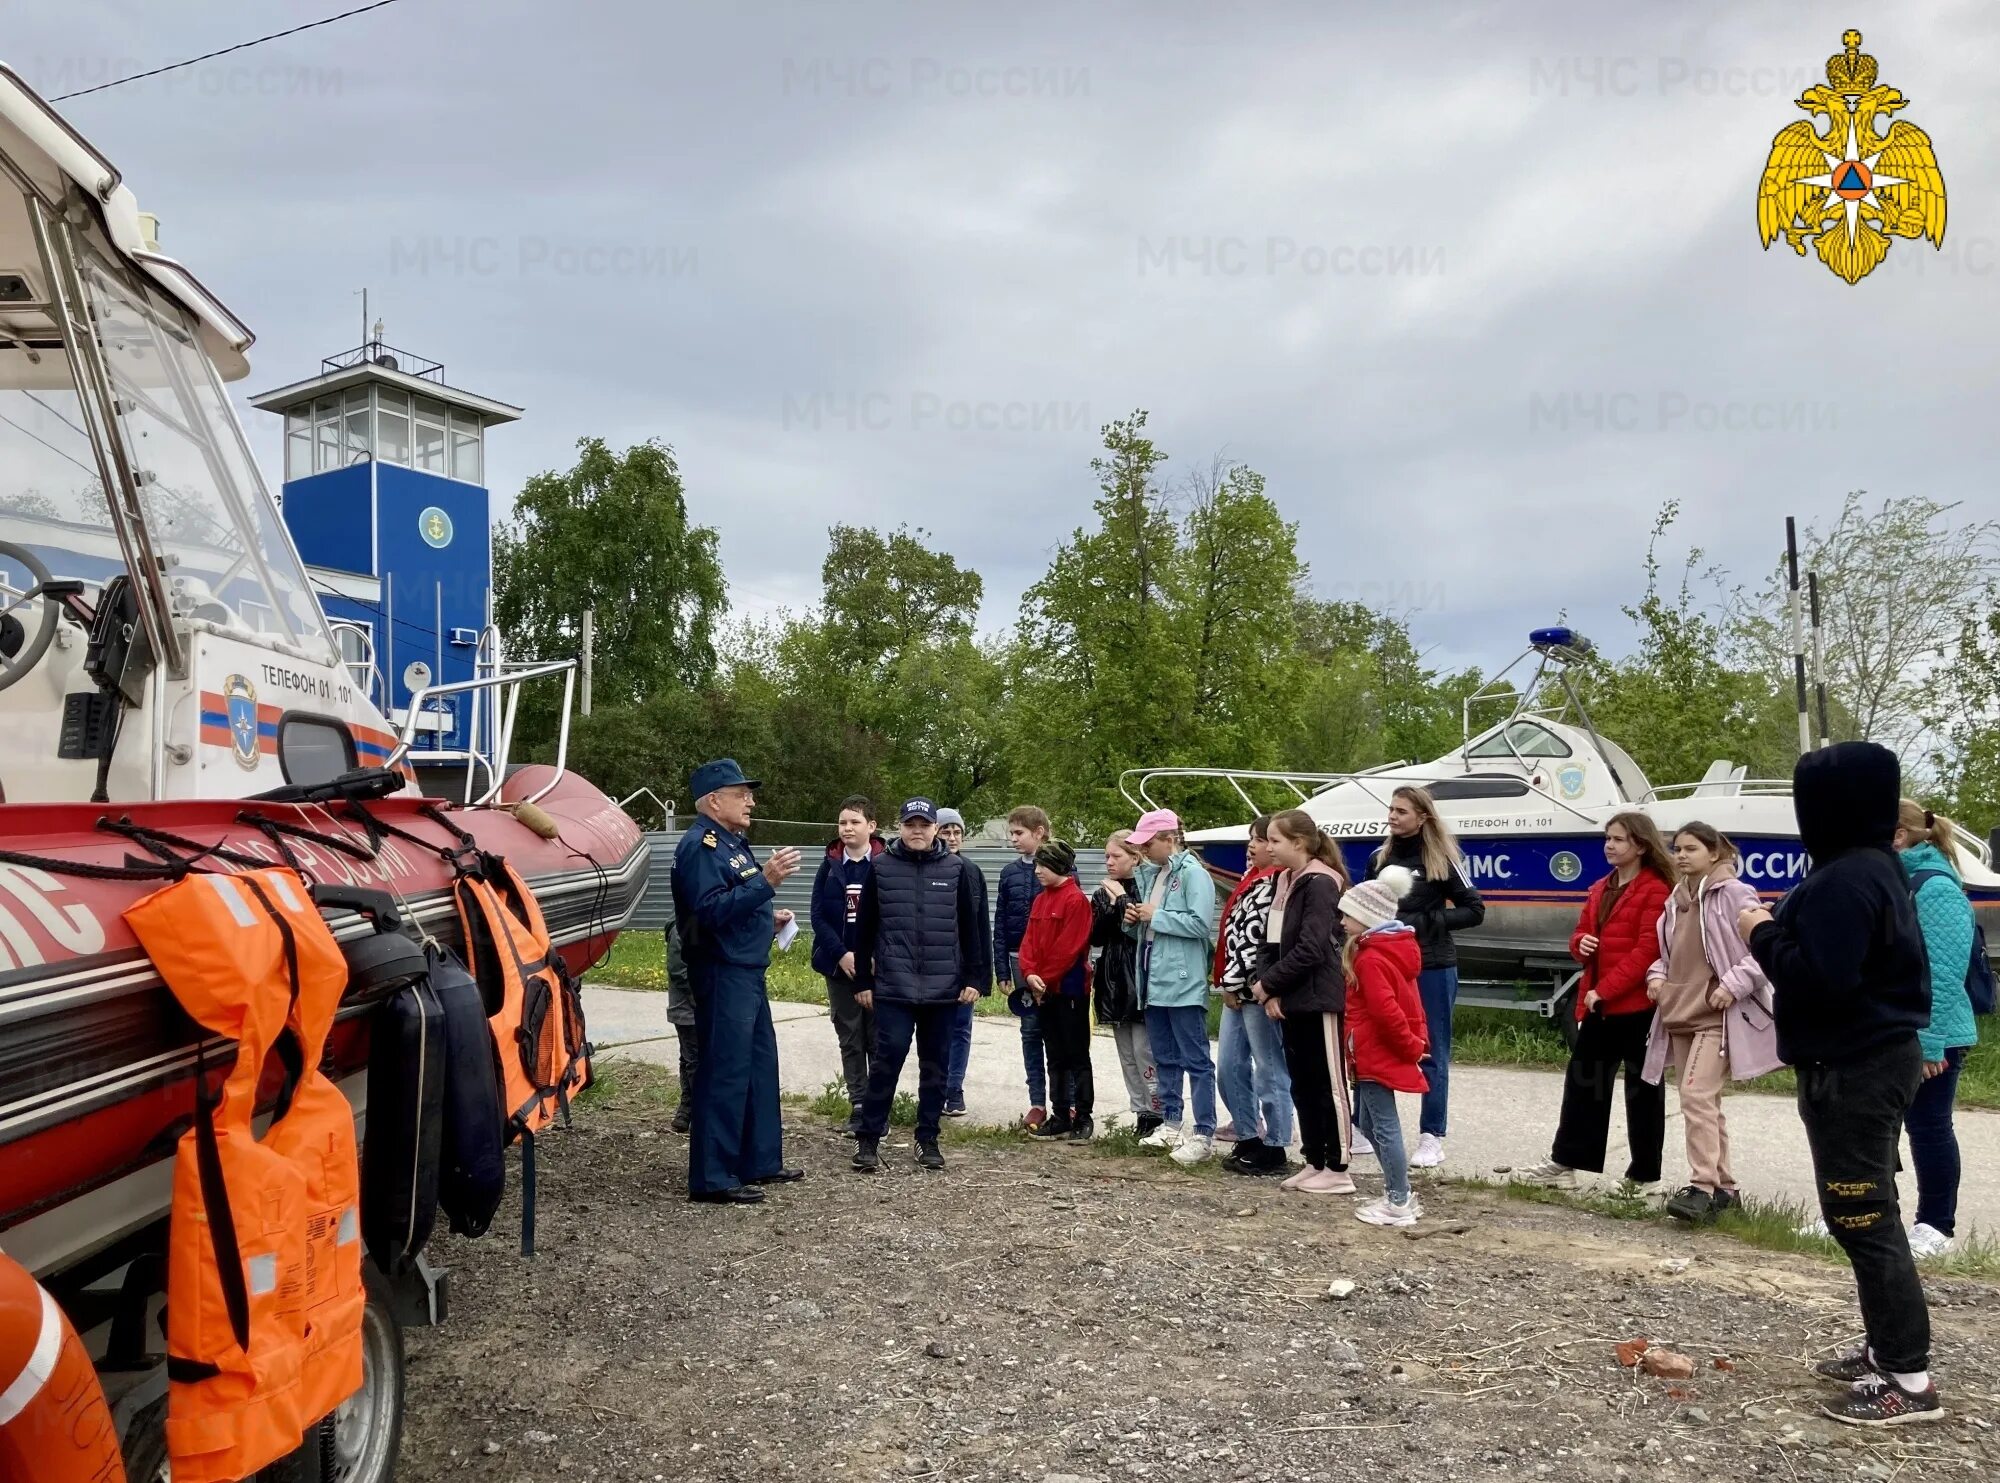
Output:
[1909,867,1997,1017]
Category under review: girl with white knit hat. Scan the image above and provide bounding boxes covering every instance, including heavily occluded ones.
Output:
[1338,865,1430,1226]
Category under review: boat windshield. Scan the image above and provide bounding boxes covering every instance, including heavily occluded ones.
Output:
[0,248,332,660]
[1467,719,1573,760]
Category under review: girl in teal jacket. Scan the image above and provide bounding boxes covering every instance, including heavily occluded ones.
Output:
[1124,810,1220,1160]
[1895,800,1981,1258]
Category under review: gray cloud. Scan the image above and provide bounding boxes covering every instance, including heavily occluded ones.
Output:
[17,0,1998,683]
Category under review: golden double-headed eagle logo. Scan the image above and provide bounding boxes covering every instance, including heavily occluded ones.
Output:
[1758,31,1945,284]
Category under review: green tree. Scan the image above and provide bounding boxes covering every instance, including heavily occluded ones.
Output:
[1565,503,1794,791]
[1730,492,2000,755]
[494,438,726,746]
[1012,413,1307,836]
[1926,604,2000,839]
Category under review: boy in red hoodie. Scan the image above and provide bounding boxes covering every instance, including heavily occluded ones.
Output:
[1019,839,1096,1140]
[1338,865,1429,1227]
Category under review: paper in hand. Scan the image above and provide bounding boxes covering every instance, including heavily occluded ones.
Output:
[775,916,800,952]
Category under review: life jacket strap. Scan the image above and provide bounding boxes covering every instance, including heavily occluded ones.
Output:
[191,1040,253,1356]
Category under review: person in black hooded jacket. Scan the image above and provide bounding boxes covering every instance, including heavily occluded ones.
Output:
[1742,741,1941,1427]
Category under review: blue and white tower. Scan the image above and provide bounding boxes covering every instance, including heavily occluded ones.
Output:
[252,331,521,769]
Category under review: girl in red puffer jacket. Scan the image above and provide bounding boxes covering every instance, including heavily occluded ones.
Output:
[1339,865,1430,1227]
[1519,812,1675,1191]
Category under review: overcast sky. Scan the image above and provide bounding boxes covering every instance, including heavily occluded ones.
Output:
[16,0,1998,676]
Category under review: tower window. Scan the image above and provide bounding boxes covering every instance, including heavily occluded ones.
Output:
[343,387,372,465]
[413,395,447,473]
[285,407,311,480]
[450,410,482,483]
[313,395,341,473]
[376,387,410,465]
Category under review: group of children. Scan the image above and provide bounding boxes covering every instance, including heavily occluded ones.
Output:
[992,801,1446,1227]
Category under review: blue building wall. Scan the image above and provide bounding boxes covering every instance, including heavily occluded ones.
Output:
[278,458,494,759]
[279,463,373,575]
[375,464,490,752]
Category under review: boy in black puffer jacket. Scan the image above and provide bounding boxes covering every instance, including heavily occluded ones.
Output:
[851,799,992,1173]
[1743,741,1939,1427]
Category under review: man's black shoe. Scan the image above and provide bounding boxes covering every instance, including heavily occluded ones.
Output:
[754,1168,805,1184]
[1068,1117,1094,1142]
[670,1104,692,1135]
[1135,1113,1164,1138]
[916,1140,946,1171]
[1665,1185,1716,1223]
[1033,1115,1074,1138]
[689,1186,765,1205]
[841,1108,864,1138]
[851,1137,880,1174]
[1709,1187,1740,1218]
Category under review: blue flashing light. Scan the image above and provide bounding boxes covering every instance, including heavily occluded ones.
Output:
[1530,626,1576,648]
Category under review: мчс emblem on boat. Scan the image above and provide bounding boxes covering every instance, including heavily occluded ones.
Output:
[1556,765,1587,801]
[223,673,261,769]
[1757,30,1945,285]
[1551,851,1583,884]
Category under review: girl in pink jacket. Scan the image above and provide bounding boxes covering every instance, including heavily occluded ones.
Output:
[1644,822,1784,1225]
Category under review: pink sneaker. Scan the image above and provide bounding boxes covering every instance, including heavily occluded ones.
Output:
[1299,1168,1357,1195]
[1280,1165,1316,1192]
[1213,1122,1240,1143]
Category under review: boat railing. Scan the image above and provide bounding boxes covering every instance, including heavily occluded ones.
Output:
[1641,777,1799,801]
[618,786,676,831]
[1120,763,1410,817]
[386,622,577,808]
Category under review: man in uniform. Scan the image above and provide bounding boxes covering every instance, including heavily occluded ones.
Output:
[672,758,803,1204]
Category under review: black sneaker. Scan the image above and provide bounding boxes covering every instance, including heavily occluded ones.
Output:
[670,1104,692,1135]
[1665,1185,1716,1223]
[1709,1187,1740,1218]
[942,1099,968,1118]
[1822,1372,1944,1427]
[851,1137,880,1174]
[841,1107,864,1139]
[1068,1117,1094,1142]
[916,1140,946,1171]
[1225,1138,1287,1176]
[1135,1113,1163,1138]
[1033,1115,1074,1139]
[1813,1344,1877,1386]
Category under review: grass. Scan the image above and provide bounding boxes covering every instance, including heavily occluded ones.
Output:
[590,933,2000,1109]
[1468,1176,2000,1281]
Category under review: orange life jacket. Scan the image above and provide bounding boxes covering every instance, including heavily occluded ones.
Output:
[125,867,363,1483]
[448,852,590,1254]
[0,1251,125,1483]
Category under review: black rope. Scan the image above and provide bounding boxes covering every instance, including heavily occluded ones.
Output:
[238,811,381,867]
[99,818,267,872]
[0,842,184,882]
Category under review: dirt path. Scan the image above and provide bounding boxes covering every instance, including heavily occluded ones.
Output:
[399,1065,1999,1482]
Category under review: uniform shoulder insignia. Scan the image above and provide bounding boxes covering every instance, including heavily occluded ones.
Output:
[702,832,718,849]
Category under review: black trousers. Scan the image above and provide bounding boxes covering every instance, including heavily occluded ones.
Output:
[859,999,953,1143]
[1797,1036,1930,1375]
[1281,1010,1350,1171]
[675,1025,699,1109]
[1040,994,1095,1119]
[1550,1008,1666,1182]
[825,974,875,1107]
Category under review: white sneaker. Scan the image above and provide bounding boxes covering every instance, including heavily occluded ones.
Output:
[1909,1222,1954,1259]
[1356,1194,1419,1228]
[1170,1133,1215,1166]
[1349,1131,1375,1159]
[1517,1159,1575,1189]
[1138,1124,1182,1150]
[1797,1216,1830,1240]
[1410,1133,1445,1169]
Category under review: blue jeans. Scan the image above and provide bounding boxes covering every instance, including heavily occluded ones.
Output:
[1145,1004,1217,1136]
[858,998,953,1143]
[1907,1044,1967,1235]
[945,999,975,1105]
[1007,977,1051,1108]
[1218,1003,1294,1146]
[1353,1080,1411,1202]
[1416,966,1458,1138]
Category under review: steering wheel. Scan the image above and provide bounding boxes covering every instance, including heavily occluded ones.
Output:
[0,540,61,691]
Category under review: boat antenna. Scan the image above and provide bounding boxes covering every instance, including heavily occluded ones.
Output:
[1785,517,1811,756]
[1808,569,1831,746]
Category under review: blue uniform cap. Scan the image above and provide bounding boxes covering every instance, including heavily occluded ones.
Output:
[900,797,939,823]
[690,757,762,801]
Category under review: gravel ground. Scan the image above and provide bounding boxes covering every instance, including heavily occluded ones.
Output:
[399,1065,2000,1483]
